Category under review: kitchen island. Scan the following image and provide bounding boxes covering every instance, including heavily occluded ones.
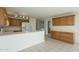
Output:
[0,31,45,52]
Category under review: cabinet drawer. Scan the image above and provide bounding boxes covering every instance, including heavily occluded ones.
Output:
[60,32,73,38]
[51,31,59,36]
[51,31,74,44]
[60,32,73,43]
[51,31,59,39]
[62,36,73,43]
[51,35,58,39]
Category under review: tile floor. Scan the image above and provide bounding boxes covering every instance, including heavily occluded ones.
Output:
[20,36,79,52]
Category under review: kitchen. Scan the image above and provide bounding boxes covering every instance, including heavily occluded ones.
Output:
[0,7,44,52]
[0,7,31,33]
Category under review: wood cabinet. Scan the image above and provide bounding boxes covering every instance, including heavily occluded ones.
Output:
[9,18,22,26]
[52,15,75,26]
[51,31,74,44]
[9,18,29,26]
[0,7,29,26]
[16,20,22,26]
[60,32,74,43]
[66,15,74,25]
[53,18,60,25]
[0,7,9,26]
[9,18,16,26]
[51,31,59,39]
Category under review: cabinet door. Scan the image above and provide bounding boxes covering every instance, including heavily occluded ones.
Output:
[0,8,9,26]
[3,8,9,26]
[16,20,22,26]
[53,18,60,25]
[53,17,66,25]
[51,31,59,40]
[66,15,74,25]
[52,15,74,26]
[60,32,74,44]
[51,31,74,44]
[0,8,6,25]
[16,20,20,26]
[9,19,17,26]
[9,18,22,26]
[59,17,66,25]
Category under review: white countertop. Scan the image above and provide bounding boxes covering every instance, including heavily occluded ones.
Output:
[0,30,44,36]
[0,30,44,52]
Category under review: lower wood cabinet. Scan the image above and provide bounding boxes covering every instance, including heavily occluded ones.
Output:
[51,31,74,44]
[51,31,59,39]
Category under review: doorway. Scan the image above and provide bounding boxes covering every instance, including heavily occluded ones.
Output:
[48,21,51,33]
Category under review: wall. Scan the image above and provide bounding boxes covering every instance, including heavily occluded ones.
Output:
[44,19,49,35]
[3,26,21,32]
[74,13,79,43]
[51,26,75,32]
[29,17,36,31]
[0,31,44,52]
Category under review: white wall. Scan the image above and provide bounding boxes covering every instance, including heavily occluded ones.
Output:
[29,17,36,31]
[74,13,79,43]
[51,26,75,32]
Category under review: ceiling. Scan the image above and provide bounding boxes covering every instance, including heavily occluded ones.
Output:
[6,7,79,19]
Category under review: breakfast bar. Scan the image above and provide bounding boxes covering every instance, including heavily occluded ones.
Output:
[0,31,45,52]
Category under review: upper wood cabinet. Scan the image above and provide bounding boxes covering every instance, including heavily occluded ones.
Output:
[9,18,17,26]
[9,18,22,26]
[52,15,75,26]
[66,15,74,25]
[16,20,22,26]
[0,7,9,26]
[9,18,29,26]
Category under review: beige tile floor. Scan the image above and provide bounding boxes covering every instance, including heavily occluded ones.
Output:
[20,36,79,52]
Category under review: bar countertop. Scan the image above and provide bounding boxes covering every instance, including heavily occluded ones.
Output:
[0,30,44,36]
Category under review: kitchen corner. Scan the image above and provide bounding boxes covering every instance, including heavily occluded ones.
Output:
[0,7,45,52]
[0,7,35,33]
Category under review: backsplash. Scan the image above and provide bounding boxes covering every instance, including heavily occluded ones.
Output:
[3,26,21,32]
